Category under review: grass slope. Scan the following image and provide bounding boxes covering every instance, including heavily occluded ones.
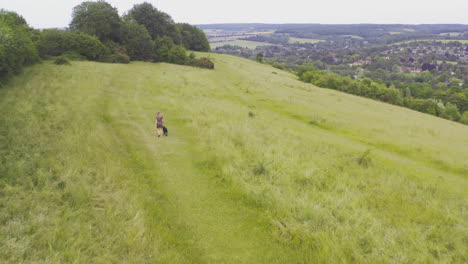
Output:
[1,54,467,263]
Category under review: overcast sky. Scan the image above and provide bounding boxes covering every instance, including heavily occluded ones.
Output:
[1,0,467,29]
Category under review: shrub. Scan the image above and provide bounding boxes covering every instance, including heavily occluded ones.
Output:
[188,57,214,69]
[444,103,462,121]
[460,111,468,125]
[0,10,40,82]
[54,56,70,65]
[168,45,187,65]
[37,29,74,57]
[101,53,130,64]
[272,62,286,70]
[62,51,86,61]
[72,32,109,60]
[154,36,174,62]
[38,29,108,60]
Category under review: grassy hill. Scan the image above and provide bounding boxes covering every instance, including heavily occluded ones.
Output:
[1,53,467,263]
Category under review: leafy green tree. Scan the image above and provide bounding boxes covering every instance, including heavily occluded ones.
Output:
[73,32,109,60]
[177,23,210,51]
[69,1,122,42]
[404,87,412,98]
[37,29,108,60]
[460,111,468,125]
[438,71,451,83]
[256,52,264,63]
[0,10,39,82]
[0,9,27,27]
[127,2,181,43]
[154,36,175,62]
[37,29,74,57]
[444,103,462,121]
[168,45,187,64]
[121,18,153,61]
[299,68,323,83]
[447,93,468,112]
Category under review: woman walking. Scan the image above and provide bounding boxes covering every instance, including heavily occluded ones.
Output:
[155,112,164,137]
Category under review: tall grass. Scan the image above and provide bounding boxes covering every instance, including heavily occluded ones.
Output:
[1,53,467,263]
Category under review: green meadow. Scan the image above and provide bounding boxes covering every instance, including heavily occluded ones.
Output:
[392,39,468,45]
[288,37,323,44]
[1,53,467,263]
[210,40,273,49]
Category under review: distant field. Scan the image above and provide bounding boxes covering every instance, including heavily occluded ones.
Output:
[210,40,273,49]
[393,39,468,45]
[437,60,458,65]
[339,35,364,39]
[439,32,463,37]
[288,37,323,44]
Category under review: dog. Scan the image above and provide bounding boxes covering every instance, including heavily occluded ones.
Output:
[163,126,168,136]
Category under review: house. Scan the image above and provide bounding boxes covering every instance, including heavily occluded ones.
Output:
[352,59,372,66]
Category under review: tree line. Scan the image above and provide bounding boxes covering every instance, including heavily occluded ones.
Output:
[296,66,468,125]
[1,1,213,83]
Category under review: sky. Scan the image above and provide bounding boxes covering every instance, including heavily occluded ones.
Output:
[1,0,467,29]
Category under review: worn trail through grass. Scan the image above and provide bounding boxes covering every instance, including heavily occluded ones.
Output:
[98,72,294,263]
[121,87,287,263]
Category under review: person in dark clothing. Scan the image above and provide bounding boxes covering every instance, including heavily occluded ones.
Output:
[155,112,164,137]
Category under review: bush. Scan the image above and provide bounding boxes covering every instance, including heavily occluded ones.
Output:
[272,62,286,70]
[0,10,40,82]
[154,36,174,62]
[460,111,468,125]
[169,45,187,64]
[444,103,462,121]
[38,29,109,61]
[54,56,70,65]
[72,32,109,60]
[188,57,214,69]
[101,53,130,64]
[62,51,86,61]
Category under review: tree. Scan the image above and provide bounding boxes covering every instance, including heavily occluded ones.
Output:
[121,18,153,60]
[37,29,75,57]
[69,1,121,42]
[444,103,461,121]
[460,111,468,125]
[127,2,180,43]
[404,87,412,98]
[154,36,175,62]
[0,9,27,27]
[256,52,264,63]
[168,45,187,64]
[37,29,108,60]
[0,10,39,82]
[447,93,468,112]
[72,32,109,60]
[177,23,210,51]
